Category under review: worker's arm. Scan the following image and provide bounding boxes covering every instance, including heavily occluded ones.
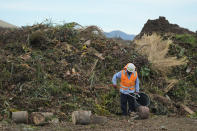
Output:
[135,76,140,93]
[112,71,122,86]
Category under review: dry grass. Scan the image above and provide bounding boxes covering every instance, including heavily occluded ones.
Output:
[134,33,186,75]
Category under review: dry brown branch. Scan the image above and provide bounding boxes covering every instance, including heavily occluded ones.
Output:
[151,94,172,106]
[164,79,178,93]
[180,104,195,115]
[89,59,99,76]
[151,94,195,115]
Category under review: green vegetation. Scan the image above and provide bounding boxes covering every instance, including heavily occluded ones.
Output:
[95,89,120,115]
[140,65,151,82]
[175,34,197,47]
[166,33,197,104]
[170,81,191,101]
[189,112,197,119]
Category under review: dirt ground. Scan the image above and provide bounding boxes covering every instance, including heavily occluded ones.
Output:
[0,115,196,131]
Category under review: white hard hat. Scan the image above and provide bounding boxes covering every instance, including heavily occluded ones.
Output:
[127,63,136,72]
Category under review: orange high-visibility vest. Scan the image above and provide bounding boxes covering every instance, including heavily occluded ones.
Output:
[120,70,137,90]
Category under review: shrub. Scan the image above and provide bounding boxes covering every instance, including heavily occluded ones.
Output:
[170,81,191,101]
[29,31,47,49]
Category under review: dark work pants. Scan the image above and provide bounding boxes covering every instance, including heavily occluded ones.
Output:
[120,93,135,116]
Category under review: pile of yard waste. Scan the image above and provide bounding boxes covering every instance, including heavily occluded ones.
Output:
[0,22,148,121]
[0,17,196,123]
[134,17,197,116]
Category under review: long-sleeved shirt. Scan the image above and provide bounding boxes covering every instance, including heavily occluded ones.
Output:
[112,70,139,94]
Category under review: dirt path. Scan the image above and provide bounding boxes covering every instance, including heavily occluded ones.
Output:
[1,115,197,131]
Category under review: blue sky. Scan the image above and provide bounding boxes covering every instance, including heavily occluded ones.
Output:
[0,0,197,34]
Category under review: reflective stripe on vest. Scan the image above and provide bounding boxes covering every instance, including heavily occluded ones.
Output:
[120,70,137,90]
[120,85,135,90]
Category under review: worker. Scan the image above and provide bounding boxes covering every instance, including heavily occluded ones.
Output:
[112,63,139,116]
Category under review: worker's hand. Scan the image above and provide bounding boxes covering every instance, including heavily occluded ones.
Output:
[135,92,140,97]
[113,84,118,89]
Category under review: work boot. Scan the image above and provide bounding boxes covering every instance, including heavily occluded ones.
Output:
[128,109,135,116]
[129,112,137,117]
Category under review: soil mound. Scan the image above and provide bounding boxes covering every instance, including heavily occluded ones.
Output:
[138,16,194,38]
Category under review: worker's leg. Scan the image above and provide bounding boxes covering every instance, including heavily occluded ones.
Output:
[120,93,128,115]
[128,94,135,112]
